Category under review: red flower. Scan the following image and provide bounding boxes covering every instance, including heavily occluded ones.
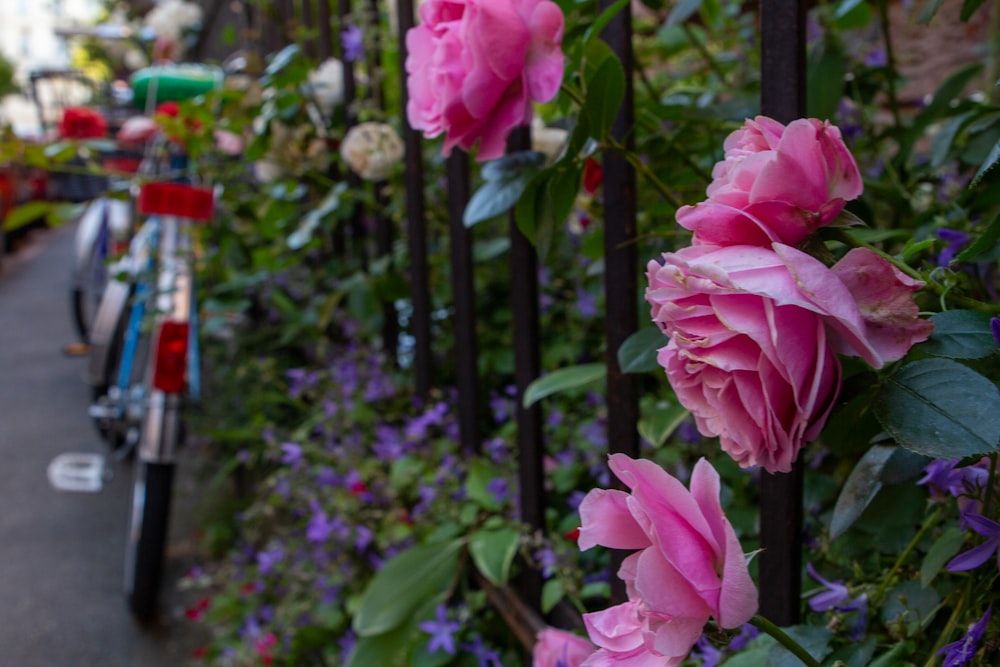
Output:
[583,157,603,194]
[58,107,107,140]
[563,527,580,542]
[184,597,211,621]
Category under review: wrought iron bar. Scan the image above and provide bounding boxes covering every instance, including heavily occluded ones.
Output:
[396,0,432,398]
[759,0,806,628]
[599,0,640,608]
[446,152,481,452]
[317,0,334,59]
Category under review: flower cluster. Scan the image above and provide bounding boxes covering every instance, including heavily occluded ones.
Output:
[646,117,933,472]
[405,0,566,161]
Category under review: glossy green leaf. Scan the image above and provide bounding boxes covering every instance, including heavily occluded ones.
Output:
[352,539,463,636]
[638,402,689,448]
[881,580,941,635]
[807,44,847,120]
[468,526,520,586]
[767,625,832,667]
[579,55,625,144]
[617,326,666,374]
[961,0,987,20]
[541,579,565,614]
[930,111,975,169]
[288,182,347,250]
[4,201,51,232]
[466,459,503,511]
[969,137,1000,188]
[464,151,546,227]
[956,211,1000,261]
[919,63,983,124]
[826,638,877,667]
[345,619,413,667]
[920,526,965,587]
[523,363,606,407]
[665,0,702,26]
[830,445,894,540]
[868,641,915,667]
[921,310,996,359]
[872,358,1000,458]
[582,0,629,44]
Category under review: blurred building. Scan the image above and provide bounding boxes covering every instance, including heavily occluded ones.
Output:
[0,0,102,136]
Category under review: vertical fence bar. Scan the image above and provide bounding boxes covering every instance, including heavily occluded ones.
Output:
[759,0,806,628]
[599,0,640,607]
[338,0,359,124]
[396,0,432,398]
[317,0,334,60]
[446,152,481,452]
[301,0,316,58]
[508,126,545,609]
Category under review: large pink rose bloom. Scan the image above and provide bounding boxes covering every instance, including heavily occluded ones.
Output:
[405,0,564,161]
[577,455,758,666]
[646,244,932,472]
[533,627,596,667]
[676,116,862,246]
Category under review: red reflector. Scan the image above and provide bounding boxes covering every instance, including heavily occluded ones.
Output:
[138,182,214,221]
[153,320,189,393]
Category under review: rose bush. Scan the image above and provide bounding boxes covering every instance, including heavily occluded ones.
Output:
[676,117,863,247]
[405,0,565,160]
[646,244,932,472]
[577,455,758,664]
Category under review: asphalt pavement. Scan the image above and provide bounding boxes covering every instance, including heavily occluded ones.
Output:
[0,221,208,666]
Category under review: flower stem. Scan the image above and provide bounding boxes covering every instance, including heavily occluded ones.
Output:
[873,505,942,606]
[750,615,823,667]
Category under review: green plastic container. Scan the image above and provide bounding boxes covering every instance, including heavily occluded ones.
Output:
[130,64,224,110]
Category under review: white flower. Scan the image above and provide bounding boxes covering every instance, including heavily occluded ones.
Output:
[531,117,568,161]
[340,122,404,181]
[144,0,203,44]
[308,59,345,114]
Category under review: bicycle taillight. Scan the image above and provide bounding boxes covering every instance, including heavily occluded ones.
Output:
[152,320,189,394]
[138,182,214,221]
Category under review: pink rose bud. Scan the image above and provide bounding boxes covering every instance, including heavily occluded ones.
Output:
[405,0,565,161]
[676,116,863,246]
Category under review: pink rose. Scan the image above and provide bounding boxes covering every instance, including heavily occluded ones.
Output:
[645,244,932,472]
[676,116,862,246]
[405,0,565,161]
[577,455,758,665]
[533,627,596,667]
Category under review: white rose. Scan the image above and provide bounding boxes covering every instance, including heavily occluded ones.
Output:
[144,0,203,43]
[308,58,345,114]
[340,122,404,182]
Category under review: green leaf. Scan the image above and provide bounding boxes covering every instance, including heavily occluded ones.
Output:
[807,44,847,120]
[961,0,987,20]
[617,326,666,374]
[541,579,565,614]
[918,63,984,124]
[956,211,1000,261]
[464,151,546,227]
[920,310,996,359]
[582,0,630,44]
[344,621,413,667]
[264,44,303,78]
[523,362,606,407]
[579,55,626,144]
[665,0,702,26]
[830,445,895,540]
[4,201,51,232]
[466,459,503,511]
[867,641,915,667]
[352,539,464,636]
[872,358,1000,458]
[767,625,832,667]
[638,402,689,448]
[833,0,865,19]
[288,182,348,250]
[969,137,1000,188]
[881,580,941,636]
[468,526,520,586]
[826,638,877,667]
[920,526,965,587]
[930,111,975,169]
[917,0,945,23]
[473,237,511,262]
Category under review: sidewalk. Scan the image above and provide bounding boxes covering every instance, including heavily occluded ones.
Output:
[0,222,209,665]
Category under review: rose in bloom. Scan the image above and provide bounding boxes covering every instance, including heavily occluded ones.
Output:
[676,116,862,247]
[405,0,565,161]
[533,627,596,667]
[59,107,107,140]
[646,244,932,472]
[340,122,405,181]
[577,455,758,665]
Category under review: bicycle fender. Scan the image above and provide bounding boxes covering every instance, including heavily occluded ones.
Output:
[86,280,130,387]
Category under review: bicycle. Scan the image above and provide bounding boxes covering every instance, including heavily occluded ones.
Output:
[85,62,220,621]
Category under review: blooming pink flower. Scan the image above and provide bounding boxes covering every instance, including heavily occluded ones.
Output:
[405,0,565,161]
[533,627,596,667]
[577,455,758,665]
[645,244,931,472]
[676,116,862,246]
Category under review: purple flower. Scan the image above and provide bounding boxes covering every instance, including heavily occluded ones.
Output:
[936,229,970,266]
[462,636,502,667]
[938,607,991,667]
[341,23,363,62]
[486,477,509,504]
[256,546,284,575]
[991,318,1000,348]
[727,624,760,651]
[536,547,558,578]
[279,442,302,465]
[947,513,1000,572]
[418,605,461,655]
[690,635,723,667]
[864,47,887,68]
[576,286,598,319]
[806,563,851,612]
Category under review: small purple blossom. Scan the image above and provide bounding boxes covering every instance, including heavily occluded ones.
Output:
[341,23,363,62]
[536,547,558,578]
[256,546,284,575]
[690,635,723,667]
[462,636,502,667]
[279,442,302,465]
[806,563,851,612]
[418,605,461,655]
[936,229,971,266]
[486,477,509,505]
[938,607,991,667]
[864,47,887,68]
[727,624,760,651]
[947,513,1000,572]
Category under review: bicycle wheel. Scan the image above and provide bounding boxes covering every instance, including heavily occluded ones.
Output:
[123,460,174,622]
[70,200,109,342]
